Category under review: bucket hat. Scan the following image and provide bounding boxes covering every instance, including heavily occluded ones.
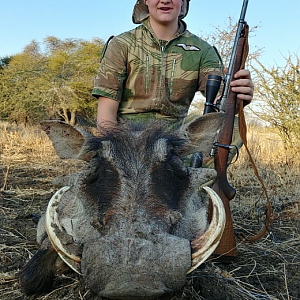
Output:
[132,0,190,24]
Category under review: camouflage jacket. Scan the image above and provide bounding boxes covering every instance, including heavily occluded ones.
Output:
[92,18,224,122]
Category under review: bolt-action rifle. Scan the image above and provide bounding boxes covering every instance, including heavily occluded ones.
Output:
[204,0,250,258]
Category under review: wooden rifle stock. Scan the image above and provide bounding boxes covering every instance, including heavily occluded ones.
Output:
[207,2,249,259]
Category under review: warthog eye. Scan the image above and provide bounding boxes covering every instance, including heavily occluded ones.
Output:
[151,152,189,210]
[167,154,188,179]
[82,156,120,215]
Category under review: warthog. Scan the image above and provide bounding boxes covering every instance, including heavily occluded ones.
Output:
[20,113,226,299]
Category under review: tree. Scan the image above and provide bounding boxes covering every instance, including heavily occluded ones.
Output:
[43,37,103,124]
[0,37,103,124]
[252,55,300,147]
[0,42,49,123]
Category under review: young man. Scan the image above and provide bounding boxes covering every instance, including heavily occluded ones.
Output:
[92,0,254,130]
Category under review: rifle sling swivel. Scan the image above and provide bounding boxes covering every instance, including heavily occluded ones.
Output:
[212,142,239,164]
[204,102,220,113]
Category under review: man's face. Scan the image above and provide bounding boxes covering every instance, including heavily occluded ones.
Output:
[145,0,183,25]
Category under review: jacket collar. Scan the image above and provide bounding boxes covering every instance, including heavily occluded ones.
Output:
[141,18,187,43]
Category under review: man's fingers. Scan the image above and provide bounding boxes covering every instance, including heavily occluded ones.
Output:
[230,78,252,87]
[234,69,251,79]
[236,93,253,101]
[232,85,253,95]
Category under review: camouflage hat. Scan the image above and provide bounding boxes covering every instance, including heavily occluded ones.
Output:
[132,0,190,24]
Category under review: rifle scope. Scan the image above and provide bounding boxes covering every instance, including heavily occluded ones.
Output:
[203,74,222,114]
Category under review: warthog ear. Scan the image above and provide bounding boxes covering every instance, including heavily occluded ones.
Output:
[179,112,225,157]
[40,120,93,159]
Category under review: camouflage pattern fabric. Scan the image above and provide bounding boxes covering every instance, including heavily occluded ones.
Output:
[92,18,224,122]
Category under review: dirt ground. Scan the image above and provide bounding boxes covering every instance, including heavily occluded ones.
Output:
[0,128,300,300]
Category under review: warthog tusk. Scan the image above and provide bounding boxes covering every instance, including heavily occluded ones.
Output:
[45,186,81,274]
[187,186,226,273]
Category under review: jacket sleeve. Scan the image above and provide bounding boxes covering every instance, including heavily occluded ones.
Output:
[92,36,128,102]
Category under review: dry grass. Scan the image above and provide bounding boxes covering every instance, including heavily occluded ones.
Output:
[0,121,82,191]
[0,121,299,300]
[229,125,300,236]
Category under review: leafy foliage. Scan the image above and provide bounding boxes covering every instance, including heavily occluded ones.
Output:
[0,37,103,124]
[0,56,13,69]
[252,55,300,147]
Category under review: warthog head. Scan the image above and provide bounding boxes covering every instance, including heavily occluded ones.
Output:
[20,113,226,299]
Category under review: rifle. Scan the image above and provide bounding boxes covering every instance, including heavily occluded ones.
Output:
[204,0,250,259]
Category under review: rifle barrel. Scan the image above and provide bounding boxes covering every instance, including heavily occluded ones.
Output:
[220,0,249,112]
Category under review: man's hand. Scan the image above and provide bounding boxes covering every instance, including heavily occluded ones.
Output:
[230,69,254,107]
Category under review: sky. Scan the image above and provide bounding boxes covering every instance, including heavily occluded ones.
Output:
[0,0,299,68]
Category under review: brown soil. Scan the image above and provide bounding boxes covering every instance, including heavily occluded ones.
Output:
[0,126,299,300]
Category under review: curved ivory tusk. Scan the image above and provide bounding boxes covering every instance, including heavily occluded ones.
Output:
[187,186,226,274]
[45,186,81,274]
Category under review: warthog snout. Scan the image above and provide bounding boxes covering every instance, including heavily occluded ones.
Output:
[81,235,190,299]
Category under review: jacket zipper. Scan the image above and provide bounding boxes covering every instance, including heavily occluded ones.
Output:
[159,45,165,101]
[145,55,149,92]
[170,58,176,94]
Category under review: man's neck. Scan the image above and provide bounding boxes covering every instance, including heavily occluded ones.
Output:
[149,18,178,41]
